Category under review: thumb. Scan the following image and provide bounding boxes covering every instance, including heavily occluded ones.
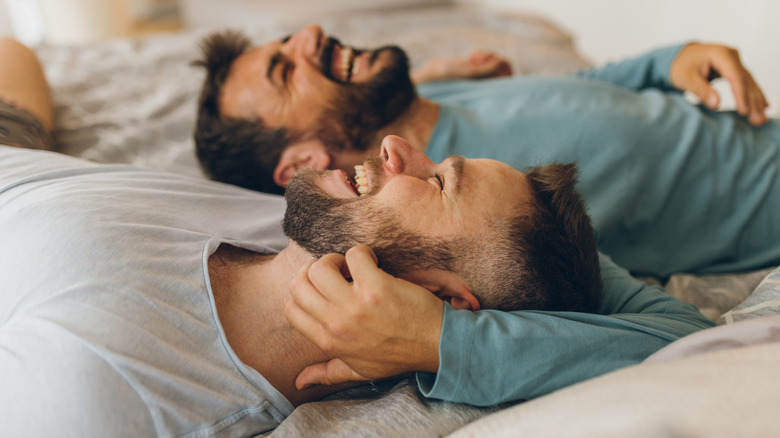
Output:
[295,359,370,390]
[686,73,720,109]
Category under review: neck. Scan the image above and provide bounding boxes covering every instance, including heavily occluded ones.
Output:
[208,242,353,406]
[373,97,439,155]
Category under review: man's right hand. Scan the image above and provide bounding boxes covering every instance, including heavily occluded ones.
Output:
[284,245,444,389]
[669,42,769,126]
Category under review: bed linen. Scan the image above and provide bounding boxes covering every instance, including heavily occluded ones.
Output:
[30,5,780,436]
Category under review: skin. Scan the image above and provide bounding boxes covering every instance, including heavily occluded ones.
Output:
[669,42,769,126]
[0,36,529,406]
[0,37,53,132]
[221,29,771,189]
[219,134,535,401]
[284,135,534,389]
[219,24,513,186]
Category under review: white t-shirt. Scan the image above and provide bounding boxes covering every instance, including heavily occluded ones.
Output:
[0,146,293,436]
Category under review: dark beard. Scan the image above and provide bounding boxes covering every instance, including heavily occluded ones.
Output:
[282,168,457,277]
[314,45,416,153]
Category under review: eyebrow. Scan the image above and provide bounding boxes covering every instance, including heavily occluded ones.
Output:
[447,155,465,195]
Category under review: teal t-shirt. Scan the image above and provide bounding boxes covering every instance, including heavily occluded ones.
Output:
[420,44,780,278]
[417,252,715,406]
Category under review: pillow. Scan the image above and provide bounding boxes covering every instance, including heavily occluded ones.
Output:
[718,265,780,324]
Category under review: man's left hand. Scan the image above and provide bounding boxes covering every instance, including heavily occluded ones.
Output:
[411,51,513,84]
[284,245,444,390]
[670,42,769,126]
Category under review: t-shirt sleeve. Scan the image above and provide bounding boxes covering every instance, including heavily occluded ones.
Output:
[416,253,714,406]
[573,43,687,92]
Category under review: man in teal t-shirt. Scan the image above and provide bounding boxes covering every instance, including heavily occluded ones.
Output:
[195,27,778,278]
[418,44,780,277]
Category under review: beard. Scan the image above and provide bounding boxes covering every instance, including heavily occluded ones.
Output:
[282,167,457,277]
[314,42,417,153]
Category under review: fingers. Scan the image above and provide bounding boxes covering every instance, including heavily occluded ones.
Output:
[295,359,368,390]
[285,257,346,346]
[307,252,353,297]
[684,71,721,110]
[672,43,770,126]
[343,245,384,288]
[711,48,768,125]
[727,74,768,126]
[468,51,513,78]
[285,246,383,347]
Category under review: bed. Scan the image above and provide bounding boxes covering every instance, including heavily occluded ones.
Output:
[34,4,780,436]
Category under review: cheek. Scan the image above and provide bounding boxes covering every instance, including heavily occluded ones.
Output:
[375,185,446,236]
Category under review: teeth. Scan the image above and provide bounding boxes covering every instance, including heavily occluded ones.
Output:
[351,55,359,77]
[340,47,353,82]
[354,165,367,196]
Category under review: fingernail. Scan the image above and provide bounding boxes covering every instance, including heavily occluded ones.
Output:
[707,94,718,107]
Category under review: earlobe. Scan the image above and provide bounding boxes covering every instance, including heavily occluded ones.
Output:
[273,140,331,186]
[447,295,479,311]
[403,270,481,312]
[273,160,297,187]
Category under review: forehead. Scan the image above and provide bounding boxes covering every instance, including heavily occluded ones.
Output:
[461,159,531,216]
[219,42,281,120]
[390,158,531,237]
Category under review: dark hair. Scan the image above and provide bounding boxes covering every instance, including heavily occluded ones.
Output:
[191,30,289,195]
[461,163,602,313]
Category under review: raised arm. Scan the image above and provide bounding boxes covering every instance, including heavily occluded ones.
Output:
[285,248,714,405]
[417,253,714,405]
[575,43,685,92]
[411,51,512,84]
[0,37,53,132]
[576,42,768,125]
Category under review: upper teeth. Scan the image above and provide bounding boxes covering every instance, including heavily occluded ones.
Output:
[340,47,355,82]
[354,165,368,196]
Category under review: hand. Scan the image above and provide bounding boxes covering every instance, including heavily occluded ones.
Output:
[284,245,444,389]
[669,42,769,126]
[411,50,513,84]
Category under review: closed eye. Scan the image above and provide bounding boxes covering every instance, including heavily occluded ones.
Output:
[281,61,293,85]
[434,173,444,190]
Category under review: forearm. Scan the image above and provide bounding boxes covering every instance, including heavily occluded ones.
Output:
[418,303,713,406]
[0,37,53,132]
[419,254,715,406]
[411,52,512,84]
[574,43,687,91]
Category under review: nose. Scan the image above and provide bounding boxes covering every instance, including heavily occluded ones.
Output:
[380,135,435,177]
[284,24,323,60]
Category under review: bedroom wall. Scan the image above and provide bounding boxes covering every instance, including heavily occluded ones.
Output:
[457,0,780,116]
[0,2,10,36]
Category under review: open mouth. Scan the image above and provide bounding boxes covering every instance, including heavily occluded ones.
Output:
[353,164,369,196]
[328,42,360,83]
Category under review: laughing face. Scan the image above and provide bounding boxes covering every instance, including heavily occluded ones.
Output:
[282,135,534,278]
[220,24,416,183]
[283,135,602,313]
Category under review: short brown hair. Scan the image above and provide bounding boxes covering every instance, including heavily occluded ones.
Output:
[191,30,289,195]
[460,163,602,312]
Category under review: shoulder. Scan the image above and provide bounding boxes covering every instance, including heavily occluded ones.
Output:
[1,319,156,435]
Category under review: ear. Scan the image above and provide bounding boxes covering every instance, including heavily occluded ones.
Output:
[273,140,331,186]
[403,270,481,311]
